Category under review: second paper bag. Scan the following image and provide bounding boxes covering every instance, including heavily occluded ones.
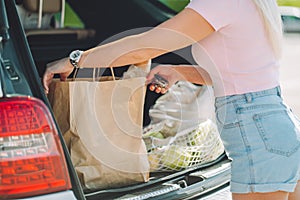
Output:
[48,77,150,190]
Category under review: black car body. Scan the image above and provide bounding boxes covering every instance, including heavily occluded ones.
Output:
[5,0,297,199]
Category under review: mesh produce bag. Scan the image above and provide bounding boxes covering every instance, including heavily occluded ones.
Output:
[143,119,224,171]
[143,82,224,172]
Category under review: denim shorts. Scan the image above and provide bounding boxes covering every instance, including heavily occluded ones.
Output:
[215,86,300,194]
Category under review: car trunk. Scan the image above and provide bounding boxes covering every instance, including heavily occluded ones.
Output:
[84,154,230,200]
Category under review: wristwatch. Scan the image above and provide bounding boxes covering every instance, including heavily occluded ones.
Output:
[69,50,83,68]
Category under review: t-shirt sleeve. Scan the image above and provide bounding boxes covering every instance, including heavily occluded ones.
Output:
[185,0,239,31]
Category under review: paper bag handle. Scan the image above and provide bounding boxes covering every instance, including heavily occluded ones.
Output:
[72,59,151,81]
[72,66,116,82]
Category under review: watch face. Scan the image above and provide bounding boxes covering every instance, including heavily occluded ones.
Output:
[70,50,83,68]
[70,50,83,62]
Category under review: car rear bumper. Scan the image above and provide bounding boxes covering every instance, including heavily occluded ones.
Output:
[21,190,77,200]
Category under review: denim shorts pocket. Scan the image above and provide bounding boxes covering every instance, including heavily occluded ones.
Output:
[216,102,239,129]
[253,110,300,157]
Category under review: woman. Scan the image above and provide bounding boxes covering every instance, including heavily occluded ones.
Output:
[43,0,300,199]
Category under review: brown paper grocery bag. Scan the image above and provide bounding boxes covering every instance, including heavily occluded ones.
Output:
[47,76,150,190]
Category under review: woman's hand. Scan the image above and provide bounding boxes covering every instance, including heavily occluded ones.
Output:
[43,57,74,94]
[146,64,184,94]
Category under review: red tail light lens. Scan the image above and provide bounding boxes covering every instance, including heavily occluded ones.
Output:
[0,97,71,199]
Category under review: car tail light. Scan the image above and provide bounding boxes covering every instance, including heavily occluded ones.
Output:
[0,96,71,199]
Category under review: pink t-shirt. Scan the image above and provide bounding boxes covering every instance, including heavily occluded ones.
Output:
[186,0,280,97]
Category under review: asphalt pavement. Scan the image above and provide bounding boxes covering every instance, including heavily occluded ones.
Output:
[280,32,300,117]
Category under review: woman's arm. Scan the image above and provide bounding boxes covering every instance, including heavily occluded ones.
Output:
[146,64,212,93]
[80,8,214,68]
[43,8,214,93]
[173,65,212,85]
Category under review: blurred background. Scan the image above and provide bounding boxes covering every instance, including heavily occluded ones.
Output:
[278,0,300,117]
[280,32,300,117]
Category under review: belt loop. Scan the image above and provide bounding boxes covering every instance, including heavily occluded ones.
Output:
[245,93,252,103]
[277,86,281,97]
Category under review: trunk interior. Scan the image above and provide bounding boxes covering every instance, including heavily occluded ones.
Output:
[84,154,230,199]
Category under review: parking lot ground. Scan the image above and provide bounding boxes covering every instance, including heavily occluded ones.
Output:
[201,186,231,200]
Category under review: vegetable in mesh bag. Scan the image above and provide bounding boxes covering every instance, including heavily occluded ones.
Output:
[145,119,224,171]
[161,145,192,170]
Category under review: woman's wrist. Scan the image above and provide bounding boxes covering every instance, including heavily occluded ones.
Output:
[170,65,211,85]
[170,65,189,82]
[77,51,86,68]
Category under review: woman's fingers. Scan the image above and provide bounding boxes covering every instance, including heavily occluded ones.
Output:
[146,65,176,94]
[160,87,167,94]
[42,57,74,94]
[155,86,162,93]
[149,84,156,91]
[43,71,54,94]
[148,83,169,94]
[60,71,72,81]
